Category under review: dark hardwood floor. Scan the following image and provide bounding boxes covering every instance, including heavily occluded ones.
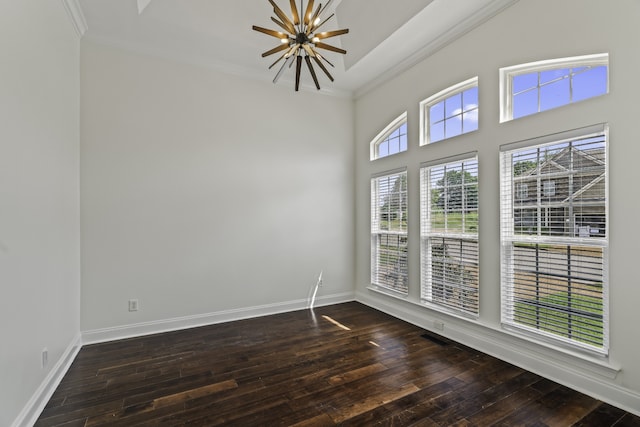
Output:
[36,302,639,426]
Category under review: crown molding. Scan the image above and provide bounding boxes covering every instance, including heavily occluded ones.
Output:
[61,0,88,38]
[83,35,354,99]
[137,0,153,14]
[353,0,521,99]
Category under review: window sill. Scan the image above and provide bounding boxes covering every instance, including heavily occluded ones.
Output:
[364,285,620,380]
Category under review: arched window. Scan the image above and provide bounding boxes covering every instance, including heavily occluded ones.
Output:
[370,112,408,160]
[500,53,608,122]
[420,77,478,145]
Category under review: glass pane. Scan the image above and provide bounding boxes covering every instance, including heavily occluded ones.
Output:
[463,87,479,111]
[388,137,399,155]
[430,121,445,143]
[445,93,462,119]
[513,72,538,93]
[378,141,388,158]
[540,68,570,84]
[445,117,462,139]
[540,78,570,112]
[430,101,444,124]
[462,110,478,133]
[513,89,538,119]
[573,66,607,102]
[400,133,407,152]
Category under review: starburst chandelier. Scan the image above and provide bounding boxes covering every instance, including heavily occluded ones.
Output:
[252,0,349,91]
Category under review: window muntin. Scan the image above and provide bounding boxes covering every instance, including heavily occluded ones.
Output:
[420,77,478,145]
[500,54,608,122]
[500,126,608,354]
[370,113,408,160]
[421,156,479,316]
[371,171,408,294]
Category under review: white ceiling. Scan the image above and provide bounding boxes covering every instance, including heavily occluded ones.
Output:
[77,0,519,97]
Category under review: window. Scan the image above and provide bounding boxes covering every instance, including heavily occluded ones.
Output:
[421,156,479,316]
[420,77,478,145]
[500,125,608,353]
[500,53,608,122]
[371,170,408,294]
[370,112,408,160]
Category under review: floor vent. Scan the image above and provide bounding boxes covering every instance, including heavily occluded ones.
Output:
[420,332,449,346]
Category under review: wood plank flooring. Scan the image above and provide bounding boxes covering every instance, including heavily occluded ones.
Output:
[35,302,640,426]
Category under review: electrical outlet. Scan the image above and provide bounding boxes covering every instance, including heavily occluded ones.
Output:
[128,299,139,312]
[433,320,445,331]
[42,348,48,368]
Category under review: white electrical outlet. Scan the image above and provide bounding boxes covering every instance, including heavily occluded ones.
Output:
[128,299,139,312]
[434,320,445,331]
[42,348,48,368]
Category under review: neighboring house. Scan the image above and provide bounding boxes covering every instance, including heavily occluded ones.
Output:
[513,145,606,238]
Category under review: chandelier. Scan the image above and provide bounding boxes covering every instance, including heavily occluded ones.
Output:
[252,0,349,91]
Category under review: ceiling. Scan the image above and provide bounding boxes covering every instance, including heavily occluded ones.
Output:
[77,0,519,97]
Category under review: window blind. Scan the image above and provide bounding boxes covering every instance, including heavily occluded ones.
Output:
[500,129,608,353]
[371,171,408,294]
[420,157,479,316]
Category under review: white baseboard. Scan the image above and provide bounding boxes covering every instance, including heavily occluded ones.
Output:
[12,334,82,427]
[356,290,640,417]
[82,292,355,345]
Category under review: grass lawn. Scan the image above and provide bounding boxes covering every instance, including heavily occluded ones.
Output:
[430,212,478,232]
[514,291,603,347]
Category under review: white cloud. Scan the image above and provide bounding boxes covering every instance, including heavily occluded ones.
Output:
[451,104,478,122]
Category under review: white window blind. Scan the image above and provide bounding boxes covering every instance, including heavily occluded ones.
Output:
[500,126,608,353]
[420,156,479,316]
[371,171,408,294]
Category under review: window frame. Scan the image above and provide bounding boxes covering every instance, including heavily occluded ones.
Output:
[371,169,409,295]
[370,112,408,161]
[499,124,609,355]
[420,154,479,317]
[420,77,479,146]
[499,53,609,123]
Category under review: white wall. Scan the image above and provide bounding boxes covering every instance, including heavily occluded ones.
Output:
[80,42,355,333]
[0,1,81,426]
[355,0,640,414]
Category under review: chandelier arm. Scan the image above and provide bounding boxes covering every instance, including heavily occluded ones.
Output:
[289,0,300,26]
[313,29,349,40]
[307,13,333,35]
[295,55,303,91]
[302,44,316,58]
[305,56,321,90]
[312,56,334,81]
[319,0,333,17]
[271,17,293,34]
[252,25,288,40]
[269,0,296,34]
[262,43,291,58]
[315,52,334,68]
[303,0,315,26]
[273,56,294,83]
[309,3,322,27]
[314,41,346,55]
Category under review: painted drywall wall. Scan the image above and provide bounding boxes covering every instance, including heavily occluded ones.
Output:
[0,1,81,426]
[80,41,355,332]
[355,0,640,414]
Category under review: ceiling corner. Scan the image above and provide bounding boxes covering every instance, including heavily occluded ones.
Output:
[61,0,88,38]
